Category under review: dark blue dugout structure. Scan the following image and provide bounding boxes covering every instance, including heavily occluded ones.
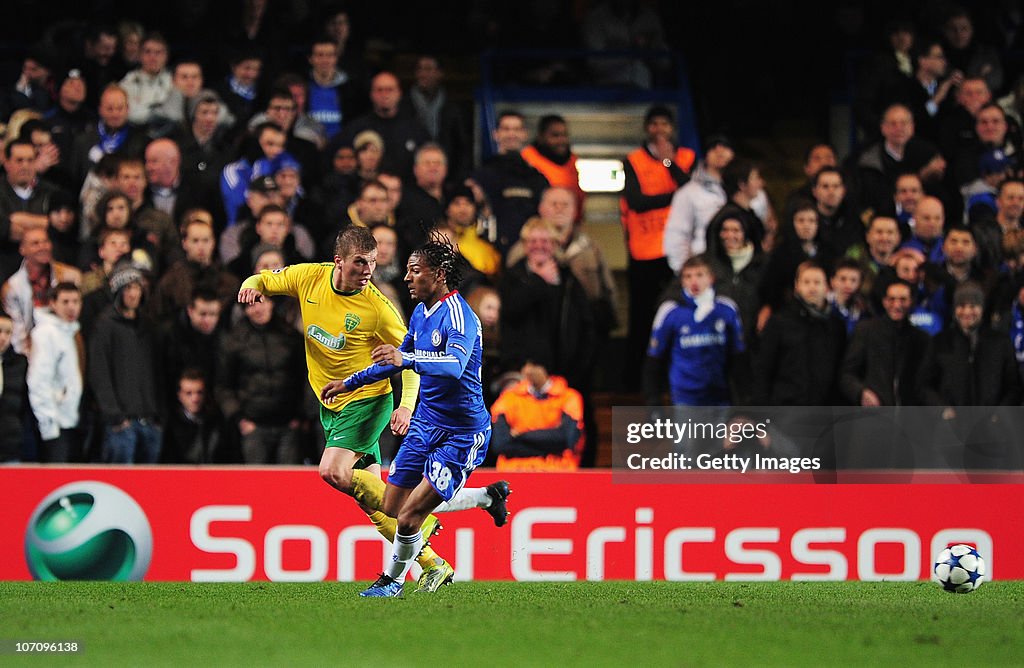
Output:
[475,49,701,161]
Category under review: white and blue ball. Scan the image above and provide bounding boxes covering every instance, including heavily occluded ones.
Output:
[933,544,985,594]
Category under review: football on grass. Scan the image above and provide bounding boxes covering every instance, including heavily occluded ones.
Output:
[933,544,985,593]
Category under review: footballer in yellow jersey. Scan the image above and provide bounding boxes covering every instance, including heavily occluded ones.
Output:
[244,261,417,417]
[238,227,462,590]
[239,227,418,463]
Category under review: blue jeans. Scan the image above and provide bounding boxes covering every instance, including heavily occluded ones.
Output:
[102,419,163,464]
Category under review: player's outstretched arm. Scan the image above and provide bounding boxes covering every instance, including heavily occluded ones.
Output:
[238,275,266,304]
[370,344,405,367]
[237,287,265,304]
[238,267,305,303]
[411,333,471,379]
[328,345,411,400]
[320,380,350,404]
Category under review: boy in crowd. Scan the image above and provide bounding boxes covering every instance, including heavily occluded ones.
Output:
[643,254,744,407]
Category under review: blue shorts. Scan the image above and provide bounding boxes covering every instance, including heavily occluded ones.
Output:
[388,420,490,501]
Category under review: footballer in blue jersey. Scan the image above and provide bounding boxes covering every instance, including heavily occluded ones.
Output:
[322,233,500,597]
[395,289,491,437]
[340,282,491,496]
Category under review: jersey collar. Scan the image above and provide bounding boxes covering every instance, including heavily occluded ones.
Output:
[423,289,458,317]
[329,267,364,296]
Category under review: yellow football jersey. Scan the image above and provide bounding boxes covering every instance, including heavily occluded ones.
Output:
[246,262,417,411]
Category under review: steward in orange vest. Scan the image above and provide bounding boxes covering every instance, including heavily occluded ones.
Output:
[620,143,695,260]
[521,115,585,220]
[490,362,585,471]
[620,105,696,387]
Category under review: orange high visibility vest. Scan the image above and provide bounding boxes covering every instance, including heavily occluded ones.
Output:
[619,146,695,260]
[491,376,584,471]
[521,145,585,219]
[521,145,579,189]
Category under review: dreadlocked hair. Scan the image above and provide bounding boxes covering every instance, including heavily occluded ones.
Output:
[416,228,466,290]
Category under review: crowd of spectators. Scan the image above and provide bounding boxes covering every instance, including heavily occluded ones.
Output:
[634,6,1024,470]
[0,3,1023,470]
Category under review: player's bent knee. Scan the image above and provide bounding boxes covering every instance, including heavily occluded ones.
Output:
[319,464,354,494]
[396,509,427,536]
[397,520,421,536]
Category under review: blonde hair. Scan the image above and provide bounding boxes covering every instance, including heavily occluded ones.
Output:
[519,216,558,241]
[4,109,41,147]
[517,216,564,264]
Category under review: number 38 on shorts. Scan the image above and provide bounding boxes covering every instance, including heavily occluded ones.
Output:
[387,422,491,502]
[428,462,453,491]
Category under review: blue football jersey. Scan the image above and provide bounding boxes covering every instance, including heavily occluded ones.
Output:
[345,291,490,433]
[647,291,745,406]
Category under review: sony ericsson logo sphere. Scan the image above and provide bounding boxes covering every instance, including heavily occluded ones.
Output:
[24,481,153,581]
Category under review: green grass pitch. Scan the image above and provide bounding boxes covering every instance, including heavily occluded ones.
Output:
[1,581,1022,666]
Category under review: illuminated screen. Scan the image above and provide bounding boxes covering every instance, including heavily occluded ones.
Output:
[576,159,625,193]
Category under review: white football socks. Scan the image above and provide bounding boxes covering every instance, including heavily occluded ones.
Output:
[386,531,423,581]
[433,487,490,513]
